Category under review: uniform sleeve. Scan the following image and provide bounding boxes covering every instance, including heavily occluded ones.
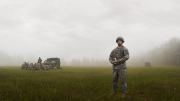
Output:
[120,48,129,63]
[109,50,114,64]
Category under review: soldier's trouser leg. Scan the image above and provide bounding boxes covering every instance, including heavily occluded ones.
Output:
[120,69,127,94]
[112,69,119,93]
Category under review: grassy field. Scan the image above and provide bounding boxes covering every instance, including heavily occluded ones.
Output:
[0,66,179,101]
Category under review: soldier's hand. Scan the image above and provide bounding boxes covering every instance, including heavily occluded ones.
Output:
[117,59,123,64]
[112,61,118,65]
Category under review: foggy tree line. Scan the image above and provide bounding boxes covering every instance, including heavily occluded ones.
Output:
[0,38,180,67]
[145,38,180,66]
[67,58,110,67]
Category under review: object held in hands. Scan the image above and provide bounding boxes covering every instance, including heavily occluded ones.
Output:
[113,58,123,65]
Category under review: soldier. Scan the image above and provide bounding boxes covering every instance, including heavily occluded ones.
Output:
[109,36,129,97]
[38,57,42,64]
[37,57,43,70]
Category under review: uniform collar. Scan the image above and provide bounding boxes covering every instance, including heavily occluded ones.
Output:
[117,45,124,48]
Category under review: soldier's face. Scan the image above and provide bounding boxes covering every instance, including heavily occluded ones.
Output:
[117,40,123,46]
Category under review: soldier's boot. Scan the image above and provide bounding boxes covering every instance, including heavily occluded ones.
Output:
[121,82,127,97]
[113,83,118,95]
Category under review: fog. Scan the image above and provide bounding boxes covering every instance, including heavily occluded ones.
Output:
[129,38,180,66]
[0,0,180,66]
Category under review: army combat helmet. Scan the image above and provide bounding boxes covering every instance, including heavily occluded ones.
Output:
[116,36,125,43]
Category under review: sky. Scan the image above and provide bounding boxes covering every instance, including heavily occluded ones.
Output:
[0,0,180,63]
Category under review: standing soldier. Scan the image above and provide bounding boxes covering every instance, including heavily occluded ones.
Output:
[38,57,42,64]
[37,57,43,69]
[109,36,130,97]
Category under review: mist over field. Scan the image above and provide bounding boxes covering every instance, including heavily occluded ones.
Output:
[1,1,180,101]
[0,0,180,66]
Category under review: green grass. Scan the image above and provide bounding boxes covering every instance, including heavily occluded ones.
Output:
[0,66,179,101]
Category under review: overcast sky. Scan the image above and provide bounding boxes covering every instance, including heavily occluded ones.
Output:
[0,0,180,61]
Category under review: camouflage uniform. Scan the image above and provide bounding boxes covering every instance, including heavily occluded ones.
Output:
[109,46,129,94]
[38,57,42,63]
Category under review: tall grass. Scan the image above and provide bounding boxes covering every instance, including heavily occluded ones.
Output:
[0,66,179,101]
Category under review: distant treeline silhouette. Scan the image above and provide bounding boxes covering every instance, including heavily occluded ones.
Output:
[146,38,180,66]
